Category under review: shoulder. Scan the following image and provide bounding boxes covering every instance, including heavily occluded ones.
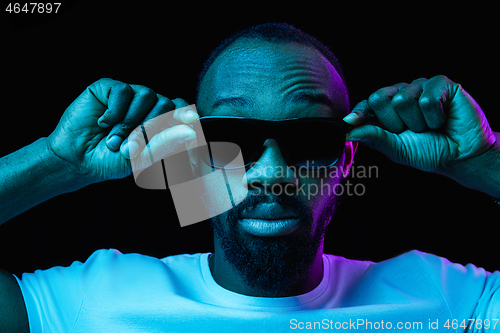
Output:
[86,250,207,279]
[381,249,488,278]
[18,249,173,290]
[341,249,491,316]
[366,249,489,291]
[323,253,374,277]
[25,249,208,290]
[63,249,167,278]
[74,250,209,301]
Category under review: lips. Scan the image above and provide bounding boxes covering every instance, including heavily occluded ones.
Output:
[238,204,302,237]
[239,203,300,220]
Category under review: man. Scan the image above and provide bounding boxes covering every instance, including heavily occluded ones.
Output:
[0,22,499,332]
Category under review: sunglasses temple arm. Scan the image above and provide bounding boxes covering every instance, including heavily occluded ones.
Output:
[221,168,236,208]
[340,120,353,135]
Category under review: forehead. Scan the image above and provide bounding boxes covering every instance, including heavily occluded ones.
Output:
[198,39,349,119]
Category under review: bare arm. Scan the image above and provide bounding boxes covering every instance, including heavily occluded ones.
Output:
[0,78,198,331]
[0,269,29,332]
[0,137,84,225]
[0,78,198,225]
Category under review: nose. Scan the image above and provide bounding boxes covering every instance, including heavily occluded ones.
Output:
[243,139,298,195]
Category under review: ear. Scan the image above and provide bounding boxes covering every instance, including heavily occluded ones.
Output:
[342,141,358,178]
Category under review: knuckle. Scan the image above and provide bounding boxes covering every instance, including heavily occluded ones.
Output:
[352,100,370,113]
[112,122,134,134]
[367,90,390,109]
[428,74,453,87]
[116,122,133,132]
[171,98,189,106]
[411,77,428,84]
[156,95,175,110]
[418,94,439,111]
[434,74,449,81]
[136,86,156,100]
[94,77,111,85]
[112,82,133,96]
[391,92,414,110]
[88,78,113,93]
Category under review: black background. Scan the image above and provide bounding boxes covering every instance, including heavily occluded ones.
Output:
[1,3,498,277]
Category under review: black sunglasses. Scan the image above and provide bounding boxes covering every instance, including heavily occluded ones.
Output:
[193,116,352,170]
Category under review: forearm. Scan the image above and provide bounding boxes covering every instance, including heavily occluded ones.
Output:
[0,138,85,225]
[447,132,500,199]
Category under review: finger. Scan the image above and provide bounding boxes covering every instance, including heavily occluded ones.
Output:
[86,79,134,128]
[172,97,190,109]
[97,82,134,128]
[88,78,128,108]
[346,123,398,158]
[367,83,408,133]
[170,99,201,176]
[120,94,175,159]
[145,99,198,130]
[392,78,429,133]
[343,100,377,126]
[121,99,198,159]
[170,98,200,175]
[131,124,197,170]
[171,98,200,125]
[105,84,158,151]
[142,94,176,123]
[418,75,450,129]
[139,100,197,139]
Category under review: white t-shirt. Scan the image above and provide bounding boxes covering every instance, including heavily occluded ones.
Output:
[15,249,500,332]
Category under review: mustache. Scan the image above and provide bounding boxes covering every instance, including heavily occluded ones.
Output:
[231,191,310,219]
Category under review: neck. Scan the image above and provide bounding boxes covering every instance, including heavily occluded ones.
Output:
[209,240,324,297]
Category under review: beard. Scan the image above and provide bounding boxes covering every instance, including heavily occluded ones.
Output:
[209,178,345,297]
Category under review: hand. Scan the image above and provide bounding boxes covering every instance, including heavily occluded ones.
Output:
[47,78,199,185]
[343,75,497,178]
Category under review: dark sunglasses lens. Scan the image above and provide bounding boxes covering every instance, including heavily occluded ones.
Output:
[200,120,258,168]
[202,142,242,169]
[282,121,345,168]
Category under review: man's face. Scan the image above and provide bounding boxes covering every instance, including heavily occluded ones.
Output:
[196,39,354,295]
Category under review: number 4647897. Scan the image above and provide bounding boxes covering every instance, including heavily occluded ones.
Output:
[5,3,61,14]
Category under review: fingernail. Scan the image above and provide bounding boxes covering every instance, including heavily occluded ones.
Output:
[107,135,123,150]
[98,117,110,128]
[343,113,357,124]
[184,110,199,122]
[184,135,196,142]
[346,136,360,142]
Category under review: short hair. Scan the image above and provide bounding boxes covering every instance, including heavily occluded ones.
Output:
[196,22,348,107]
